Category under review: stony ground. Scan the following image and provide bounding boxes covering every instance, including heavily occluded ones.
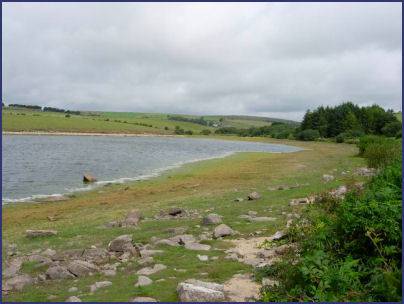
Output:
[2,137,368,302]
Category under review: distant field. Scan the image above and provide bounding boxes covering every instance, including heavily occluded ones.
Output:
[2,108,296,134]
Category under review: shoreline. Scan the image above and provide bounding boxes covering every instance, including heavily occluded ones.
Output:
[2,131,176,137]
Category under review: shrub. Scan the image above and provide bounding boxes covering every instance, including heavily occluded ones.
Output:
[381,121,402,137]
[363,139,401,169]
[65,114,71,118]
[200,129,211,135]
[296,129,320,141]
[336,133,345,143]
[184,130,193,135]
[164,126,169,130]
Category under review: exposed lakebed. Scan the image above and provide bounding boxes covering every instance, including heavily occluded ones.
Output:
[2,135,301,203]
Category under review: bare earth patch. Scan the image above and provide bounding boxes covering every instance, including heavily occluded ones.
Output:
[224,273,260,302]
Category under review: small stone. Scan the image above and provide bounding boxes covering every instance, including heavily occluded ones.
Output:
[135,275,153,287]
[322,174,335,182]
[42,248,57,257]
[197,255,209,261]
[90,281,112,293]
[26,229,57,238]
[136,264,167,276]
[165,227,188,235]
[46,266,75,280]
[155,239,179,247]
[48,295,57,300]
[202,214,222,225]
[270,231,285,240]
[68,287,78,293]
[108,235,133,252]
[170,234,196,245]
[213,224,234,238]
[83,173,97,183]
[185,243,211,251]
[102,269,117,276]
[131,297,157,302]
[247,211,257,217]
[234,197,244,202]
[248,216,277,222]
[247,192,260,200]
[66,296,82,302]
[168,208,184,216]
[123,209,143,226]
[67,260,99,277]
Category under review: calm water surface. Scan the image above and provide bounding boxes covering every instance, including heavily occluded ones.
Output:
[2,135,302,203]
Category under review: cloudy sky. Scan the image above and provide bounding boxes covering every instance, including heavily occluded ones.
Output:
[2,3,402,120]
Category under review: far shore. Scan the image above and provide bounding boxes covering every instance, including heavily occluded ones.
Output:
[2,131,176,137]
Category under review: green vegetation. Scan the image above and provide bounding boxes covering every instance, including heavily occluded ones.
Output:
[214,122,296,139]
[2,138,365,302]
[300,102,400,139]
[260,136,402,302]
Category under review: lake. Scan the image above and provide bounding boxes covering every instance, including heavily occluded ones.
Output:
[2,135,302,204]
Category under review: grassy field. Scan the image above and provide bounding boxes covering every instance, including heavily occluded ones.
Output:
[2,108,292,134]
[2,137,367,302]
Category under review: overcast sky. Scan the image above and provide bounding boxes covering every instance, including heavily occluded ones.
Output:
[2,3,402,120]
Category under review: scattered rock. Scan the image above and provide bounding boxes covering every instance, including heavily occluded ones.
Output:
[26,229,57,238]
[168,208,184,216]
[108,235,133,252]
[213,224,234,238]
[270,231,285,241]
[27,254,52,266]
[289,197,310,206]
[46,266,75,280]
[102,269,117,277]
[66,296,82,302]
[248,216,276,222]
[135,275,153,287]
[136,264,167,276]
[165,227,188,235]
[68,287,78,293]
[6,243,18,256]
[355,167,376,177]
[139,249,164,258]
[177,279,225,302]
[197,255,209,261]
[322,174,335,182]
[131,297,158,302]
[82,248,109,264]
[202,214,222,225]
[67,260,99,277]
[155,239,179,247]
[83,173,97,183]
[185,243,211,251]
[123,209,143,227]
[247,192,261,200]
[3,258,23,279]
[170,234,196,245]
[247,211,257,217]
[329,185,348,199]
[90,281,112,293]
[3,274,33,291]
[234,197,244,202]
[262,278,278,287]
[42,248,57,257]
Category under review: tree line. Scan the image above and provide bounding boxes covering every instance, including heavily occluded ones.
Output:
[3,103,81,115]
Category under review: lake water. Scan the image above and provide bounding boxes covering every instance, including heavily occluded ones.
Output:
[2,135,302,204]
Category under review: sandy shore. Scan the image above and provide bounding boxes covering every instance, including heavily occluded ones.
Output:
[2,131,176,137]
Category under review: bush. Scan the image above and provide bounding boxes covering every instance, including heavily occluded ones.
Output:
[363,139,401,169]
[65,114,71,118]
[200,129,211,135]
[296,129,320,141]
[382,121,402,137]
[261,160,402,302]
[174,126,185,135]
[164,126,169,130]
[184,130,193,135]
[336,133,345,143]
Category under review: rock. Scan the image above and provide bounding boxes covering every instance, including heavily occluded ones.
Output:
[67,260,99,277]
[131,297,158,302]
[3,258,23,279]
[48,295,57,300]
[27,254,52,266]
[83,173,97,183]
[247,211,257,217]
[355,167,376,177]
[138,257,154,265]
[42,248,57,257]
[82,248,109,264]
[270,231,285,240]
[248,216,276,222]
[46,266,75,280]
[68,287,78,293]
[102,269,117,276]
[135,275,153,287]
[322,174,334,182]
[197,255,209,261]
[168,208,184,216]
[3,274,33,291]
[123,209,143,226]
[202,214,222,225]
[170,234,196,245]
[185,243,211,251]
[213,224,234,238]
[66,296,82,302]
[90,281,112,293]
[108,235,133,252]
[262,278,278,287]
[234,197,244,202]
[104,221,122,228]
[6,243,18,256]
[177,279,225,302]
[26,229,57,238]
[136,264,167,276]
[289,197,310,206]
[247,192,261,200]
[330,185,348,199]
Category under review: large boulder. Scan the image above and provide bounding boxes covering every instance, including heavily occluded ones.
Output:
[177,279,225,302]
[247,192,261,200]
[213,224,234,238]
[108,235,133,252]
[83,173,97,183]
[46,266,75,280]
[3,274,33,291]
[67,260,99,277]
[202,214,222,225]
[26,230,57,238]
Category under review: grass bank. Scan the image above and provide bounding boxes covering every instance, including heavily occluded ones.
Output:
[2,137,366,302]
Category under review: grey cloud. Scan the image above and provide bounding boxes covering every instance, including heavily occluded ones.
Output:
[2,3,402,121]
